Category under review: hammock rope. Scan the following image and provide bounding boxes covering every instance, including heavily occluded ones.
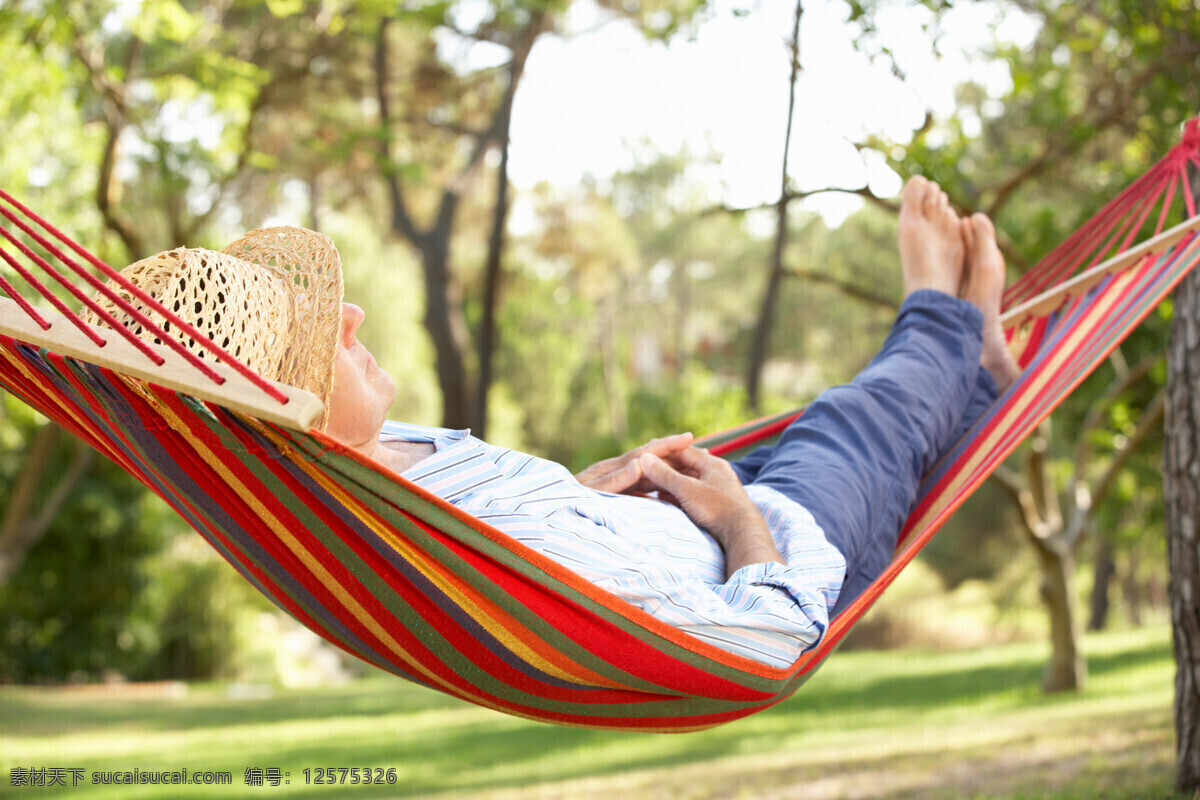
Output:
[0,122,1197,732]
[0,188,289,403]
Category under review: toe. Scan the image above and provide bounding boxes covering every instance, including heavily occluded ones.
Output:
[901,177,929,211]
[922,182,943,216]
[970,213,995,246]
[960,217,975,249]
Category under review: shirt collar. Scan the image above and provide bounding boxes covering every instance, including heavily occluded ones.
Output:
[379,419,470,450]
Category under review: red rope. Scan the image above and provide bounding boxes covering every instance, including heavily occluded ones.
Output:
[0,224,133,352]
[1003,145,1188,307]
[1183,159,1198,220]
[0,214,169,362]
[0,263,50,330]
[0,189,114,274]
[0,191,289,404]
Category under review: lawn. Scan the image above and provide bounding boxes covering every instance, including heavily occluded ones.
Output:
[1,624,1183,799]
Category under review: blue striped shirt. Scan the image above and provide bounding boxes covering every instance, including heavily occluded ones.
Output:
[380,421,845,667]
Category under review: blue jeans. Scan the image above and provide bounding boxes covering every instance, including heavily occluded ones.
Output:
[731,290,998,616]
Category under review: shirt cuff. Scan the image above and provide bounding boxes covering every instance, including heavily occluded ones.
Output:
[723,560,842,645]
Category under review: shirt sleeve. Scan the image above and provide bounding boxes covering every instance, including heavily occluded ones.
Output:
[677,561,838,666]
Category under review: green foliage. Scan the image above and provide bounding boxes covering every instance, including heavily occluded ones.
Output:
[132,536,280,681]
[0,430,169,682]
[594,0,713,40]
[844,0,1193,609]
[857,0,1200,266]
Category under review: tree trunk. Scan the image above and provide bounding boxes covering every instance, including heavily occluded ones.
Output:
[474,63,517,438]
[748,200,789,411]
[1088,534,1114,631]
[1121,547,1144,626]
[1166,260,1200,794]
[1034,540,1087,692]
[374,14,546,429]
[598,295,627,443]
[419,234,475,428]
[746,0,802,411]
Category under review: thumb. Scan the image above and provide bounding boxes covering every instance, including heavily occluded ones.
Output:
[639,453,688,494]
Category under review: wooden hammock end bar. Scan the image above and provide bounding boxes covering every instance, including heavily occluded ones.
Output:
[1000,215,1200,326]
[0,297,325,431]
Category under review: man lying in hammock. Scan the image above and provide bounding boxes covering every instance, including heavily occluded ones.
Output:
[95,177,1019,669]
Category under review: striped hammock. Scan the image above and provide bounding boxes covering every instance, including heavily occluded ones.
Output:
[1,122,1197,732]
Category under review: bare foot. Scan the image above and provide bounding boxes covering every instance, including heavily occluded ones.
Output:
[898,177,964,298]
[960,213,1021,393]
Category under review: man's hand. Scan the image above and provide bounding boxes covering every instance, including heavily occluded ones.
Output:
[638,448,786,579]
[575,433,695,494]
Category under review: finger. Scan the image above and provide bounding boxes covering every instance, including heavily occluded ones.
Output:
[584,459,643,494]
[638,453,694,496]
[640,432,694,459]
[575,455,623,482]
[671,445,720,475]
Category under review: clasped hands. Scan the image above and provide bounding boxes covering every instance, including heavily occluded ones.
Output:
[575,433,785,577]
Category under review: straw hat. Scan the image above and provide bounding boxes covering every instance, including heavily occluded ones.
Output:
[84,227,343,428]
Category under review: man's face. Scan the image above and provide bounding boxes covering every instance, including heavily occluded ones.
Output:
[323,303,397,449]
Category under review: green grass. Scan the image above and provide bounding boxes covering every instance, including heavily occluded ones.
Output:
[1,624,1185,799]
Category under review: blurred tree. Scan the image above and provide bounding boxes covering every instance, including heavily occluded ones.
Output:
[6,0,345,258]
[0,20,103,589]
[0,424,93,588]
[372,2,554,432]
[510,147,775,465]
[0,0,343,588]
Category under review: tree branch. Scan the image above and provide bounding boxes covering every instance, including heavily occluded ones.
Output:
[1071,353,1160,485]
[1088,387,1165,516]
[438,10,548,239]
[786,266,898,311]
[1025,423,1063,539]
[74,30,146,260]
[702,184,894,219]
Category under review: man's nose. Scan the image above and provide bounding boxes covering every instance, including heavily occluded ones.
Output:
[340,303,365,344]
